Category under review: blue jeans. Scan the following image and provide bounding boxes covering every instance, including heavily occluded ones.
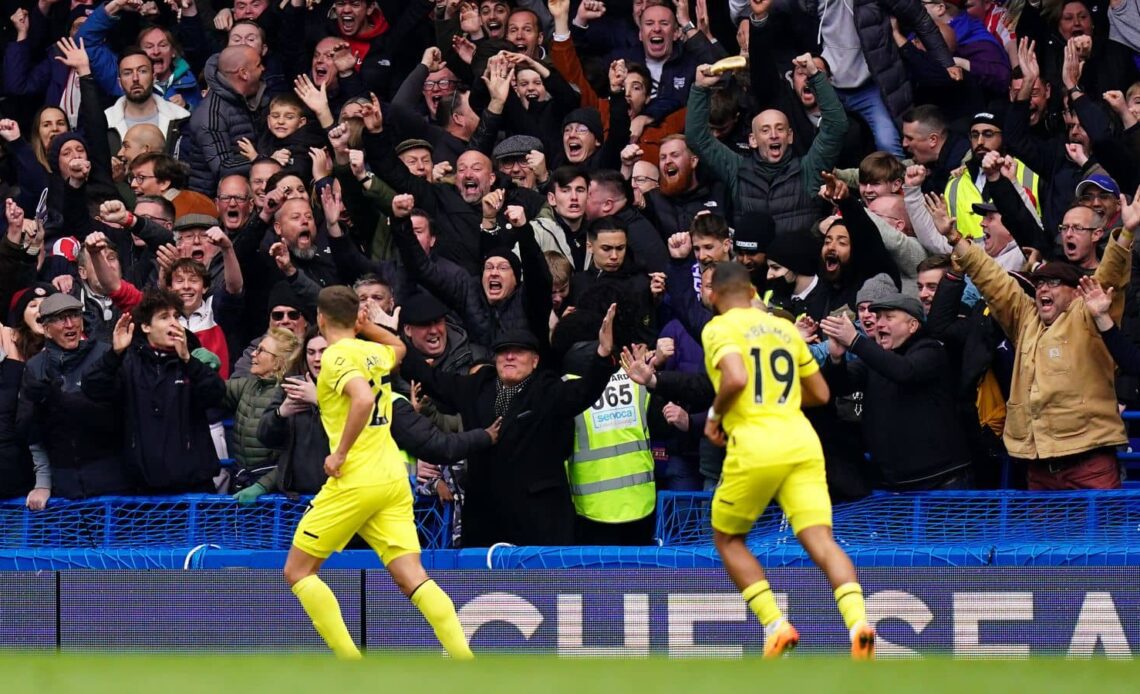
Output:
[834,81,904,157]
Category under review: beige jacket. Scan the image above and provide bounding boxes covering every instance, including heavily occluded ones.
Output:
[953,235,1132,459]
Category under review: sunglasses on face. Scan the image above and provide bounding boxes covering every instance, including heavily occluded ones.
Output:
[271,309,301,321]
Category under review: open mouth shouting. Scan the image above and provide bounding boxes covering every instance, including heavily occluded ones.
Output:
[313,65,330,84]
[566,139,585,162]
[487,20,504,37]
[338,12,359,35]
[823,251,841,275]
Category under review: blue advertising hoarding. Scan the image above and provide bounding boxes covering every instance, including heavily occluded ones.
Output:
[1,568,1136,657]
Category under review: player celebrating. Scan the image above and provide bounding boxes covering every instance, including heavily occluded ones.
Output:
[283,286,473,660]
[700,261,874,659]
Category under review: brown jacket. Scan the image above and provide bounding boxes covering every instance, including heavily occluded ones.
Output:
[953,235,1132,460]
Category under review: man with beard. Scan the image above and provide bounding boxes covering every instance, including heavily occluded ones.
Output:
[945,112,1041,238]
[688,54,846,234]
[644,135,727,237]
[271,199,342,287]
[493,135,544,191]
[821,294,973,490]
[101,49,189,159]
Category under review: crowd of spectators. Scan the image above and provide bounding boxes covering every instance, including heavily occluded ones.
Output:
[1,0,1140,546]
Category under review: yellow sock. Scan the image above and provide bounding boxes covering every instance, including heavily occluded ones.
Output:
[411,579,474,660]
[834,582,867,631]
[292,575,361,660]
[741,580,783,627]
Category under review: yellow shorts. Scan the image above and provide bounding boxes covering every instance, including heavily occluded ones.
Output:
[292,477,420,564]
[711,455,832,536]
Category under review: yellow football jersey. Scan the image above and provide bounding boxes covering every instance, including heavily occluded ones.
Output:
[317,338,405,487]
[702,307,822,464]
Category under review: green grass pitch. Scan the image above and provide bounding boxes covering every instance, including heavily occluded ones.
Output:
[4,654,1139,693]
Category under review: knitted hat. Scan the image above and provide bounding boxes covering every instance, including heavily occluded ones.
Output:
[765,231,820,277]
[856,273,897,306]
[267,281,305,314]
[9,282,56,327]
[47,132,87,174]
[483,247,522,283]
[562,107,604,142]
[732,211,776,255]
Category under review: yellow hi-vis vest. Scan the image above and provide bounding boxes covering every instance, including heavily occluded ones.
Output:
[564,371,655,523]
[945,158,1040,238]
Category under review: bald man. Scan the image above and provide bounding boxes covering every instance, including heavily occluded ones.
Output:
[186,46,271,194]
[687,54,848,234]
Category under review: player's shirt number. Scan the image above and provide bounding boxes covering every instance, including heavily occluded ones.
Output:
[750,346,794,405]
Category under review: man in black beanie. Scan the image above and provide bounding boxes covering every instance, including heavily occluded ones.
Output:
[763,231,831,322]
[732,210,776,292]
[230,281,312,378]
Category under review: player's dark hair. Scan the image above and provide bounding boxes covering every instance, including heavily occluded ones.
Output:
[318,286,360,329]
[708,261,753,295]
[547,165,589,194]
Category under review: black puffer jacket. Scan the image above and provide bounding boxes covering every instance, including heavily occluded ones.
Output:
[824,331,971,490]
[81,339,225,493]
[185,54,270,194]
[401,348,616,547]
[800,0,955,120]
[20,340,129,499]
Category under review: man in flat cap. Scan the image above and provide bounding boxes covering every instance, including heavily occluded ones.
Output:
[933,197,1140,489]
[821,292,972,491]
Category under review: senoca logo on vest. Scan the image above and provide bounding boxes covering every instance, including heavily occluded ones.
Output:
[366,569,1140,658]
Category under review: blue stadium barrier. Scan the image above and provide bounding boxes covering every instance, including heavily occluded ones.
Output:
[3,489,1140,569]
[0,493,452,551]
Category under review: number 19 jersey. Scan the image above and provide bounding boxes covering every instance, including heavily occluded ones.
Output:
[702,307,823,465]
[317,338,405,488]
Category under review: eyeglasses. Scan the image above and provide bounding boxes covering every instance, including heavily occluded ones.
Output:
[333,0,365,6]
[969,129,1002,140]
[423,79,457,90]
[45,310,82,323]
[564,124,591,135]
[127,173,157,184]
[1033,278,1064,289]
[217,194,251,203]
[1057,224,1100,233]
[271,309,301,321]
[252,344,280,358]
[631,175,658,186]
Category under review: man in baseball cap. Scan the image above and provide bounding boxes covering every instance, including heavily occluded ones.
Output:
[1075,173,1121,228]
